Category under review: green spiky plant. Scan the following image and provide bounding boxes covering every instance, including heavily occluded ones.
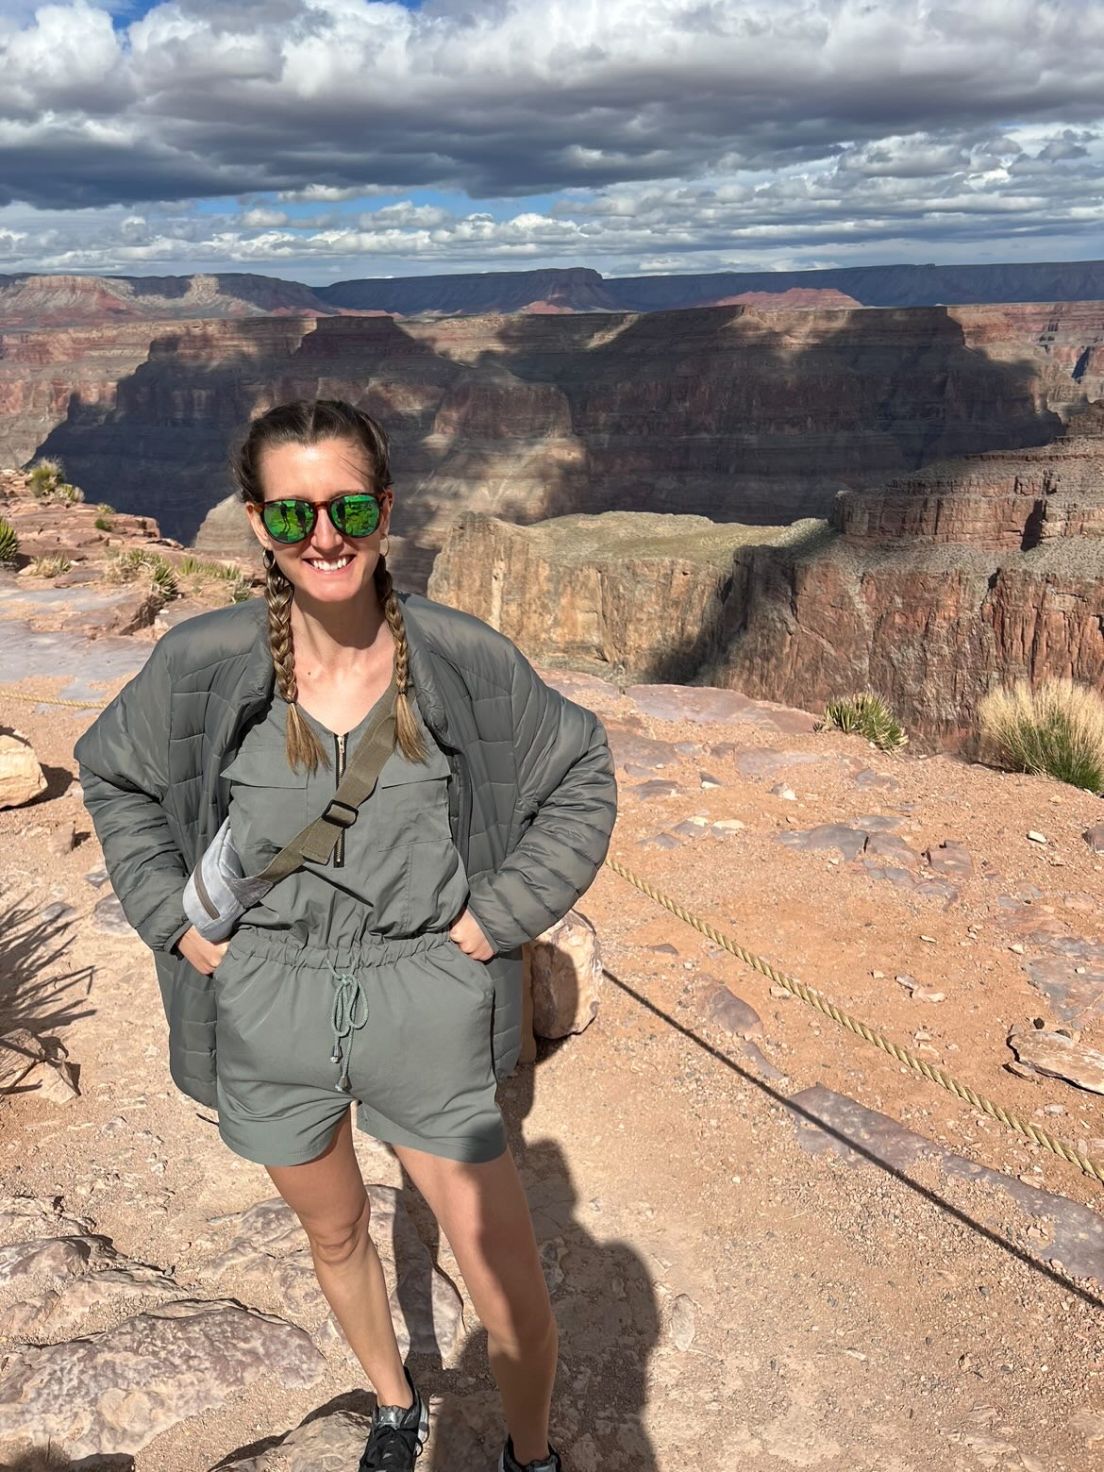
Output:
[105,547,179,602]
[56,481,84,504]
[978,678,1104,794]
[817,691,909,752]
[94,515,114,531]
[0,517,19,566]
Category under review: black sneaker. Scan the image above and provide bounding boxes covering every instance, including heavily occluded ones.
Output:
[358,1366,429,1471]
[499,1435,562,1472]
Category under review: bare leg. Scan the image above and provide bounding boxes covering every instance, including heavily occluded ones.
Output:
[395,1143,557,1465]
[267,1108,411,1408]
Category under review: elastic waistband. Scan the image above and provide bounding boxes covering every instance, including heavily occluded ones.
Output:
[228,927,454,971]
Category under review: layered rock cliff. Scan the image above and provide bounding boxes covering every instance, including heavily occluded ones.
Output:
[13,301,1099,558]
[428,435,1104,749]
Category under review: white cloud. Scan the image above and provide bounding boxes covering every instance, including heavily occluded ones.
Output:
[0,2,1101,274]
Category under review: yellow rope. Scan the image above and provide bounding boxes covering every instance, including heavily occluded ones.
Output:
[604,855,1104,1187]
[2,689,110,709]
[5,686,1102,1187]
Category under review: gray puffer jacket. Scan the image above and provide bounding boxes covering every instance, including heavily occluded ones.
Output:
[74,593,617,1111]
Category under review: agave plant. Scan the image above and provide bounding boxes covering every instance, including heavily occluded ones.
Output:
[0,517,19,566]
[27,458,63,496]
[817,691,908,752]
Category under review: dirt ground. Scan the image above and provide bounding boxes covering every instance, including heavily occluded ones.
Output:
[1,644,1103,1472]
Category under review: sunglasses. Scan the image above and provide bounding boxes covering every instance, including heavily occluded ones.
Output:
[259,492,383,544]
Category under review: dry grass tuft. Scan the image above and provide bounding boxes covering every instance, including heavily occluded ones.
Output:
[977,678,1104,794]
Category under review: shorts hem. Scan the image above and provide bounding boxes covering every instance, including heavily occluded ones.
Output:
[355,1102,507,1165]
[217,1116,349,1168]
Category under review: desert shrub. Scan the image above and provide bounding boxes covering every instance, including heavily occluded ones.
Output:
[55,481,84,504]
[93,514,114,531]
[817,691,908,752]
[27,458,63,496]
[27,555,72,577]
[978,678,1104,794]
[175,553,254,603]
[105,547,179,601]
[0,517,19,565]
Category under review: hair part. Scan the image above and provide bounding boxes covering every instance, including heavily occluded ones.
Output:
[236,398,426,770]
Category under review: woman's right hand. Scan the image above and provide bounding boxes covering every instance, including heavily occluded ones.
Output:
[176,925,231,975]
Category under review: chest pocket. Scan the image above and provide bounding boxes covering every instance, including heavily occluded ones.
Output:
[220,748,311,869]
[367,742,454,851]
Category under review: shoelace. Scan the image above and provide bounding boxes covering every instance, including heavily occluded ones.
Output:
[359,1419,424,1471]
[328,964,368,1092]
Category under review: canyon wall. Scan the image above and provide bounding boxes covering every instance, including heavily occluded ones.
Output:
[9,262,1104,328]
[11,301,1102,558]
[429,434,1104,749]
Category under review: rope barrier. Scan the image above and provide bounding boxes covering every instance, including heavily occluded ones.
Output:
[4,685,1102,1187]
[2,689,111,709]
[604,856,1104,1187]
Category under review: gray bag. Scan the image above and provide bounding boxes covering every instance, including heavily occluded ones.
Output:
[183,677,397,942]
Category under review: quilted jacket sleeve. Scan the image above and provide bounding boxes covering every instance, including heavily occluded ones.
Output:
[465,648,617,952]
[73,642,192,956]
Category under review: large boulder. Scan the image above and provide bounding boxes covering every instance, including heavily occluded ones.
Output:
[0,729,46,810]
[529,910,603,1039]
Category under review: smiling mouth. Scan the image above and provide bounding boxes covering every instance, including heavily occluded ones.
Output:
[304,555,353,574]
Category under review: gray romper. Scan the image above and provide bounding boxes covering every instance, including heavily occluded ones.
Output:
[212,688,507,1168]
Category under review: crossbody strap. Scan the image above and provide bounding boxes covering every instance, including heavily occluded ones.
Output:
[254,673,399,883]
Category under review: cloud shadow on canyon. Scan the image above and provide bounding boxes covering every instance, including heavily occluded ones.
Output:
[29,303,1066,622]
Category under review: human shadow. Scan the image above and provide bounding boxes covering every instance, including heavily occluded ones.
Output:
[422,1048,661,1470]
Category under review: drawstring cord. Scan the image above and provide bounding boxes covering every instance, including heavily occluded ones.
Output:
[328,964,368,1092]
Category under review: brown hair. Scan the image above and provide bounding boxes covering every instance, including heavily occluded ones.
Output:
[232,398,426,771]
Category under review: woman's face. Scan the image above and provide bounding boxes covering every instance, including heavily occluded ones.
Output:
[246,436,393,605]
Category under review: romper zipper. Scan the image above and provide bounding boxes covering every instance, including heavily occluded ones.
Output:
[333,731,347,867]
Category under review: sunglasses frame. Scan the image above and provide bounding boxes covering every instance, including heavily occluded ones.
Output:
[258,491,385,545]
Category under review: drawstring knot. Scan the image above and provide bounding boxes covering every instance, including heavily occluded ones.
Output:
[328,964,368,1092]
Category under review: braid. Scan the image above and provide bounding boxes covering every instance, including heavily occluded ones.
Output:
[375,556,427,763]
[264,552,329,774]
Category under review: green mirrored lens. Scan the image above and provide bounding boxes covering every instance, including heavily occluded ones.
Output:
[262,499,314,542]
[331,495,381,537]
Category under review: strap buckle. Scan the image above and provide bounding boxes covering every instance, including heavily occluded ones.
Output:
[322,798,359,829]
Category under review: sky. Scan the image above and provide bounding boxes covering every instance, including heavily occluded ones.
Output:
[0,0,1102,284]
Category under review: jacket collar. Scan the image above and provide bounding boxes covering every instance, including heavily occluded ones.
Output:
[237,592,450,739]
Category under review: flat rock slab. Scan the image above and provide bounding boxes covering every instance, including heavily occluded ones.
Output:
[204,1191,463,1360]
[925,840,974,878]
[737,750,853,781]
[788,1086,1104,1284]
[631,779,681,799]
[624,683,815,734]
[606,727,680,772]
[857,858,959,905]
[543,671,622,706]
[91,894,134,937]
[853,767,900,790]
[1025,957,1104,1029]
[1083,824,1104,854]
[216,1405,378,1470]
[863,831,918,867]
[0,1298,324,1460]
[777,824,868,861]
[706,986,762,1038]
[0,615,146,705]
[1007,1029,1104,1095]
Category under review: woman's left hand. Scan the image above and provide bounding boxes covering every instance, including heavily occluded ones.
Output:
[449,906,494,961]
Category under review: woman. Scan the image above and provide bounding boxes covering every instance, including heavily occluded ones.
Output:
[74,399,618,1472]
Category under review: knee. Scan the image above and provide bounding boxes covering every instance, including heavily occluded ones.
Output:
[303,1192,372,1268]
[489,1290,558,1357]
